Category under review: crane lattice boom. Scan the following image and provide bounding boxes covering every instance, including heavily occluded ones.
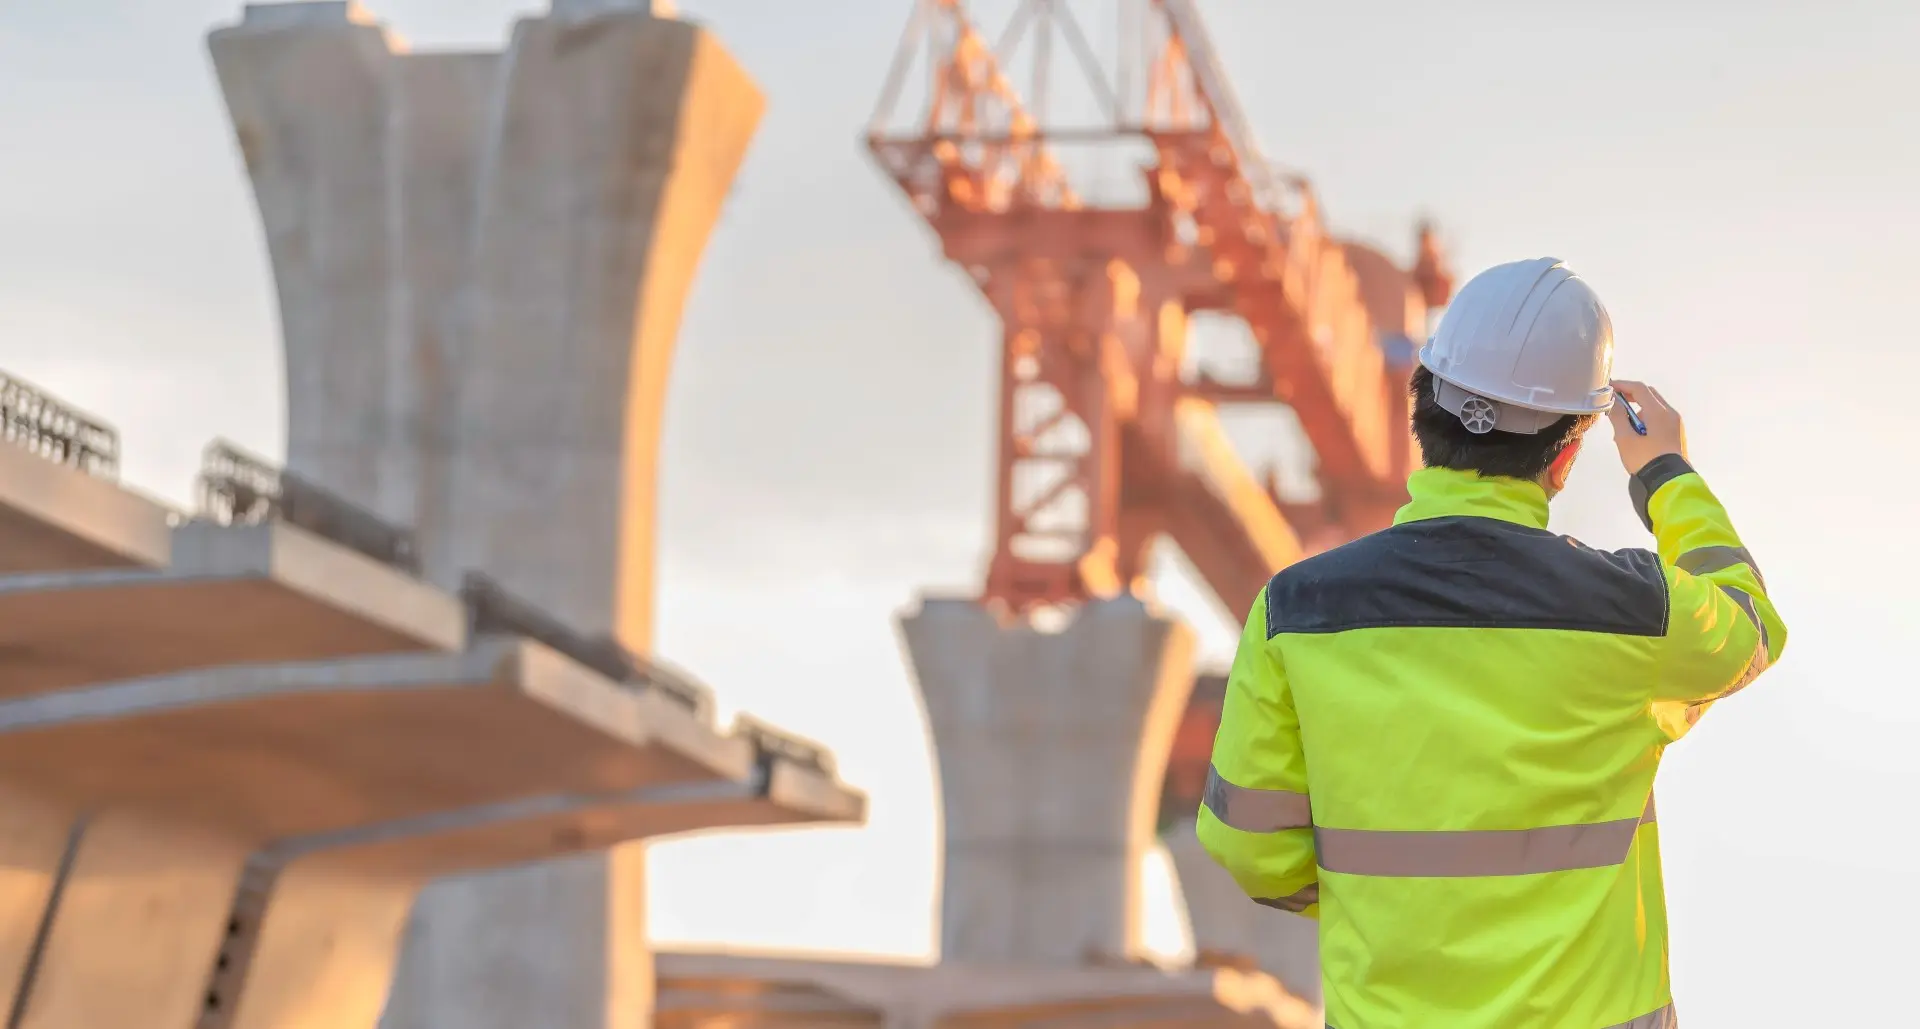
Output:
[867,0,1454,618]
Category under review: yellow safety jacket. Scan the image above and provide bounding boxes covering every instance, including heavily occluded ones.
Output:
[1197,456,1786,1029]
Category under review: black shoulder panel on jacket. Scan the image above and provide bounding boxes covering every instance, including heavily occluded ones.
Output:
[1265,516,1669,637]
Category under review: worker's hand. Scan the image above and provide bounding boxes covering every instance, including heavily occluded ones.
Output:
[1608,380,1687,475]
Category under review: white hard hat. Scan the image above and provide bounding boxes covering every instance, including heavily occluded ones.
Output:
[1417,257,1615,435]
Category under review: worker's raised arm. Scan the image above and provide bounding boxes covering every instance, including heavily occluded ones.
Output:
[1610,382,1787,728]
[1195,584,1319,919]
[1635,454,1787,702]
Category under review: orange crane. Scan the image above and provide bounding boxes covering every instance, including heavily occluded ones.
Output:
[865,0,1453,820]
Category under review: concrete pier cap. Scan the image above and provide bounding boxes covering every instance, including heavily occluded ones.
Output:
[192,668,862,1029]
[0,557,852,833]
[0,636,745,838]
[0,560,864,1029]
[0,517,465,700]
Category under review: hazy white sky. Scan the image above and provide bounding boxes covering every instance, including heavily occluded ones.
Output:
[4,1,1919,1023]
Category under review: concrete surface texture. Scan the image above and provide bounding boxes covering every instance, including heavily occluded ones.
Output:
[0,513,471,1029]
[0,520,464,701]
[0,419,868,1029]
[211,708,860,1029]
[0,684,857,1029]
[0,442,173,573]
[0,636,752,839]
[654,951,1322,1029]
[899,597,1197,965]
[1163,820,1321,1007]
[208,1,767,1026]
[209,0,762,650]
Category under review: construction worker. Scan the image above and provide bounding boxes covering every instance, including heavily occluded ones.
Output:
[1196,257,1785,1029]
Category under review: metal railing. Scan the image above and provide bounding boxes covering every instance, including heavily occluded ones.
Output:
[734,713,836,777]
[457,574,834,774]
[640,657,718,720]
[0,371,120,479]
[458,572,711,717]
[196,440,280,524]
[195,439,422,574]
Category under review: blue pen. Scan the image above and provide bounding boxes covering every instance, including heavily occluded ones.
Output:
[1621,398,1647,436]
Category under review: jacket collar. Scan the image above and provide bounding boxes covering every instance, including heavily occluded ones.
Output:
[1392,466,1551,530]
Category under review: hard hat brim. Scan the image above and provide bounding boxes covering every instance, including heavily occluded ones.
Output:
[1418,344,1615,417]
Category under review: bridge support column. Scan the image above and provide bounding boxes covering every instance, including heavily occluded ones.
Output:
[379,847,653,1029]
[14,812,251,1029]
[209,1,766,1026]
[0,788,79,1023]
[205,860,418,1029]
[899,596,1195,964]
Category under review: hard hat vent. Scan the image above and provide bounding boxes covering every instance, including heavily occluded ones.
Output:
[1457,396,1499,435]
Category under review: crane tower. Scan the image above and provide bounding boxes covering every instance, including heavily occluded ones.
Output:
[867,0,1454,987]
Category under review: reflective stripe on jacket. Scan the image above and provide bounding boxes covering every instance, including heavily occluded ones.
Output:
[1197,456,1786,1029]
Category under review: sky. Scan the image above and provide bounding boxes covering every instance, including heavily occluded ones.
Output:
[3,0,1919,1023]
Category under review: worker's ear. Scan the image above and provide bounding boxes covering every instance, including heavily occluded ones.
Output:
[1546,439,1581,493]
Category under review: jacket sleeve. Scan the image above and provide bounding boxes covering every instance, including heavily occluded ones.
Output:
[1630,455,1788,736]
[1195,584,1319,919]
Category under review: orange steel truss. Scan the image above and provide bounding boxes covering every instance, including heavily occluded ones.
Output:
[866,0,1455,623]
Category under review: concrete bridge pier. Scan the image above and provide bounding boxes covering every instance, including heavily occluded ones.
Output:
[209,3,770,1024]
[898,596,1197,965]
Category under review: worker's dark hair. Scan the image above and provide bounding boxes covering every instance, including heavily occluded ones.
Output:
[1408,365,1594,481]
